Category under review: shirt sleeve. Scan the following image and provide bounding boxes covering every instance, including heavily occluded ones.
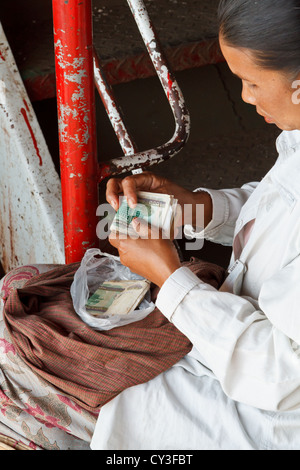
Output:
[184,183,259,246]
[156,259,300,412]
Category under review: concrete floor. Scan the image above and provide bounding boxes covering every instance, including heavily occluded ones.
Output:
[104,62,280,191]
[33,61,280,188]
[1,0,220,81]
[30,60,281,270]
[90,62,280,266]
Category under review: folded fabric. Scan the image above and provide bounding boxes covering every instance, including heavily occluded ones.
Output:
[3,259,225,412]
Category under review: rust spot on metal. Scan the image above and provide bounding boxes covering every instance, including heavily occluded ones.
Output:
[167,71,173,100]
[97,163,114,183]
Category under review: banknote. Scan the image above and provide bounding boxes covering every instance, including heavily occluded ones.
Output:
[110,191,178,236]
[85,279,151,317]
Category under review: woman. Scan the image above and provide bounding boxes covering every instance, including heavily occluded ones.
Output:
[91,0,300,450]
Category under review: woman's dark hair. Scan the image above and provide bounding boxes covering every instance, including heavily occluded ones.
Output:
[218,0,300,77]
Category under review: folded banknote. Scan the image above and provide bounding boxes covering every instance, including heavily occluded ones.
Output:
[85,279,151,317]
[110,191,178,236]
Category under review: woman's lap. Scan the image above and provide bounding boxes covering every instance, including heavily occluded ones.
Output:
[3,265,300,451]
[91,349,300,450]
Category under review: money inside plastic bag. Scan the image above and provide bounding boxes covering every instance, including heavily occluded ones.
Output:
[85,279,151,317]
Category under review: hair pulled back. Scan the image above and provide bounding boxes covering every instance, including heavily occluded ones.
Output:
[218,0,300,77]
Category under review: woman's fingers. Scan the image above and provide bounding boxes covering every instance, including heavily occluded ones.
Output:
[131,218,160,239]
[120,176,141,208]
[106,178,123,210]
[108,219,181,287]
[106,172,161,210]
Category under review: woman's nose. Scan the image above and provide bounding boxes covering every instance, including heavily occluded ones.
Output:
[241,83,256,105]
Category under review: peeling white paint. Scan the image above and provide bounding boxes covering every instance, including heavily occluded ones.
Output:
[94,53,137,157]
[0,23,65,271]
[65,68,87,85]
[0,79,6,106]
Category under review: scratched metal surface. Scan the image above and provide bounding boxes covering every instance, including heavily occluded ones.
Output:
[0,0,219,81]
[0,23,65,272]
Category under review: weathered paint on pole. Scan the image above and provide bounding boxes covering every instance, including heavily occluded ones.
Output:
[52,0,98,263]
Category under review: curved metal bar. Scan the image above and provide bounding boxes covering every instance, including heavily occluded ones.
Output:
[97,0,191,182]
[93,48,138,158]
[94,48,143,175]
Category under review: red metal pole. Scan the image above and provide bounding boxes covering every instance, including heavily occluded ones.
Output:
[52,0,98,264]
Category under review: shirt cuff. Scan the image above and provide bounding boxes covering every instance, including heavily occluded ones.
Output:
[184,188,229,239]
[156,267,202,321]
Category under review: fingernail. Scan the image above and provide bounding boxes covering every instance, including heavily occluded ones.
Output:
[128,197,136,209]
[110,199,117,210]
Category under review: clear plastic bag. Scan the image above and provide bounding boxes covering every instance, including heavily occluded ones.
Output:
[70,248,155,331]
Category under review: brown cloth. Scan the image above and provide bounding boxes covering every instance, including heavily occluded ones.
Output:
[3,259,225,412]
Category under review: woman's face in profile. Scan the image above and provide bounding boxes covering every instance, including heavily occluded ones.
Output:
[219,35,300,131]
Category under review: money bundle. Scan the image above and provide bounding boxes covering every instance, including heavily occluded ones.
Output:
[85,279,151,317]
[110,191,178,237]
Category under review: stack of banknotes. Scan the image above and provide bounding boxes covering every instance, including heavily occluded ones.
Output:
[110,191,178,236]
[85,279,151,317]
[85,192,177,317]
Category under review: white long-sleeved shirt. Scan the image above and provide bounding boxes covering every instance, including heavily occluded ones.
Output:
[157,129,300,412]
[91,130,300,450]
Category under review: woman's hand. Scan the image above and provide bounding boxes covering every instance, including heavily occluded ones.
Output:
[106,171,213,228]
[109,218,181,288]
